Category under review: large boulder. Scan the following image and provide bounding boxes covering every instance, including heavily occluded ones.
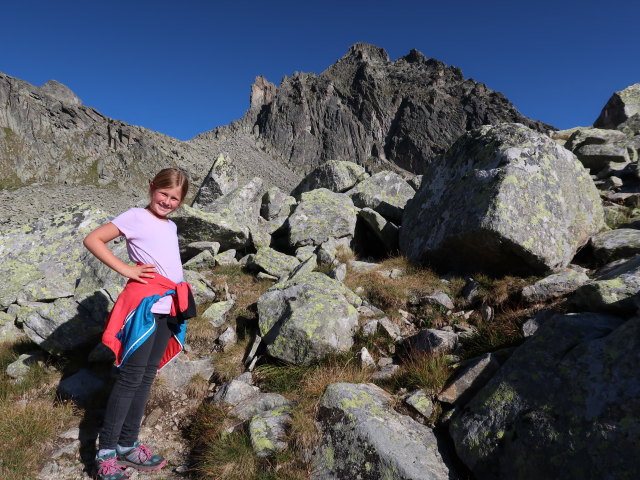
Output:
[0,204,111,309]
[594,82,640,129]
[347,171,415,223]
[313,382,451,479]
[283,188,358,248]
[192,153,238,208]
[257,272,360,365]
[174,177,263,250]
[449,312,637,480]
[292,160,369,197]
[400,123,605,275]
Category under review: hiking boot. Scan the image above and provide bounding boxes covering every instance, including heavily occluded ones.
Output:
[95,452,129,480]
[117,442,167,471]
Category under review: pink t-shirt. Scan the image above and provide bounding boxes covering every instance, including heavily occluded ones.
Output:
[111,207,184,314]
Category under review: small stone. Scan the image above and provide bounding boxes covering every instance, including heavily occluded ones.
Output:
[371,363,399,380]
[405,390,434,419]
[359,347,376,369]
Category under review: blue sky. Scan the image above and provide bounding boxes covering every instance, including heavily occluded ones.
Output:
[2,1,638,141]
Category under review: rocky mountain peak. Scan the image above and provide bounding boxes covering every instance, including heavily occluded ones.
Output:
[343,42,390,64]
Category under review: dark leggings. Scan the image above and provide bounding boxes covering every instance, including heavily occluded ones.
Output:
[99,314,173,450]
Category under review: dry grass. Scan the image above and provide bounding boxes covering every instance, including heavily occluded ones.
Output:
[213,336,252,383]
[255,353,372,453]
[0,340,76,479]
[185,373,210,399]
[209,265,272,322]
[334,244,356,264]
[344,256,451,315]
[379,351,453,395]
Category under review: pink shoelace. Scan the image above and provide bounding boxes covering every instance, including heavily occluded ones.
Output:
[98,457,126,475]
[131,443,152,462]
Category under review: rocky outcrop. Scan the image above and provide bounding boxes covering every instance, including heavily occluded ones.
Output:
[594,82,640,129]
[249,43,550,175]
[400,123,605,275]
[450,312,637,480]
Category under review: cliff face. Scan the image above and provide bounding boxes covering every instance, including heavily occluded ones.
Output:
[240,43,551,174]
[0,72,216,192]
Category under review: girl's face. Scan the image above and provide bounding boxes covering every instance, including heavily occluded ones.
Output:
[148,185,183,218]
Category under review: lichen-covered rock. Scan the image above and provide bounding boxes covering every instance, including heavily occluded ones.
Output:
[192,153,238,208]
[182,270,216,304]
[358,207,399,253]
[249,406,292,458]
[570,255,640,314]
[590,228,640,263]
[173,204,251,250]
[261,186,296,220]
[348,171,415,223]
[284,254,317,282]
[564,127,627,152]
[22,297,103,355]
[521,267,589,303]
[405,389,434,419]
[0,204,111,309]
[213,249,238,266]
[230,392,292,421]
[183,250,216,270]
[257,272,360,365]
[449,312,636,480]
[313,383,450,480]
[175,178,263,250]
[6,351,46,379]
[574,142,630,172]
[202,300,234,328]
[0,311,23,343]
[285,189,358,248]
[437,353,500,405]
[594,82,640,129]
[292,160,369,197]
[400,123,605,275]
[316,237,351,266]
[251,247,300,278]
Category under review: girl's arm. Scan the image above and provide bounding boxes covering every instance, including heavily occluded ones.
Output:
[83,222,156,284]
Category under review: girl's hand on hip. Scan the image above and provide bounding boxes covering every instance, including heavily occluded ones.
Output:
[124,264,157,284]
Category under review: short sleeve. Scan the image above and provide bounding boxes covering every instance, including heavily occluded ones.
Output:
[111,208,139,239]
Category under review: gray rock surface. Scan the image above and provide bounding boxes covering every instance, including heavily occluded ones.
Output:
[192,153,238,208]
[590,228,640,263]
[257,272,360,365]
[437,353,500,405]
[313,382,451,480]
[284,188,358,248]
[449,312,636,480]
[292,160,369,197]
[229,392,292,421]
[0,204,111,309]
[401,329,458,355]
[400,123,605,275]
[570,255,640,314]
[158,356,215,389]
[249,406,292,458]
[594,82,640,129]
[348,171,415,223]
[251,247,300,278]
[202,300,235,328]
[521,268,590,303]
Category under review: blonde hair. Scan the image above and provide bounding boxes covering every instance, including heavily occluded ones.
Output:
[149,168,189,200]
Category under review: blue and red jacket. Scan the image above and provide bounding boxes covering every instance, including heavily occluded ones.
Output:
[102,273,196,370]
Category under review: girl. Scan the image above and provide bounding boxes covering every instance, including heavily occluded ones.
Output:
[84,168,196,480]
